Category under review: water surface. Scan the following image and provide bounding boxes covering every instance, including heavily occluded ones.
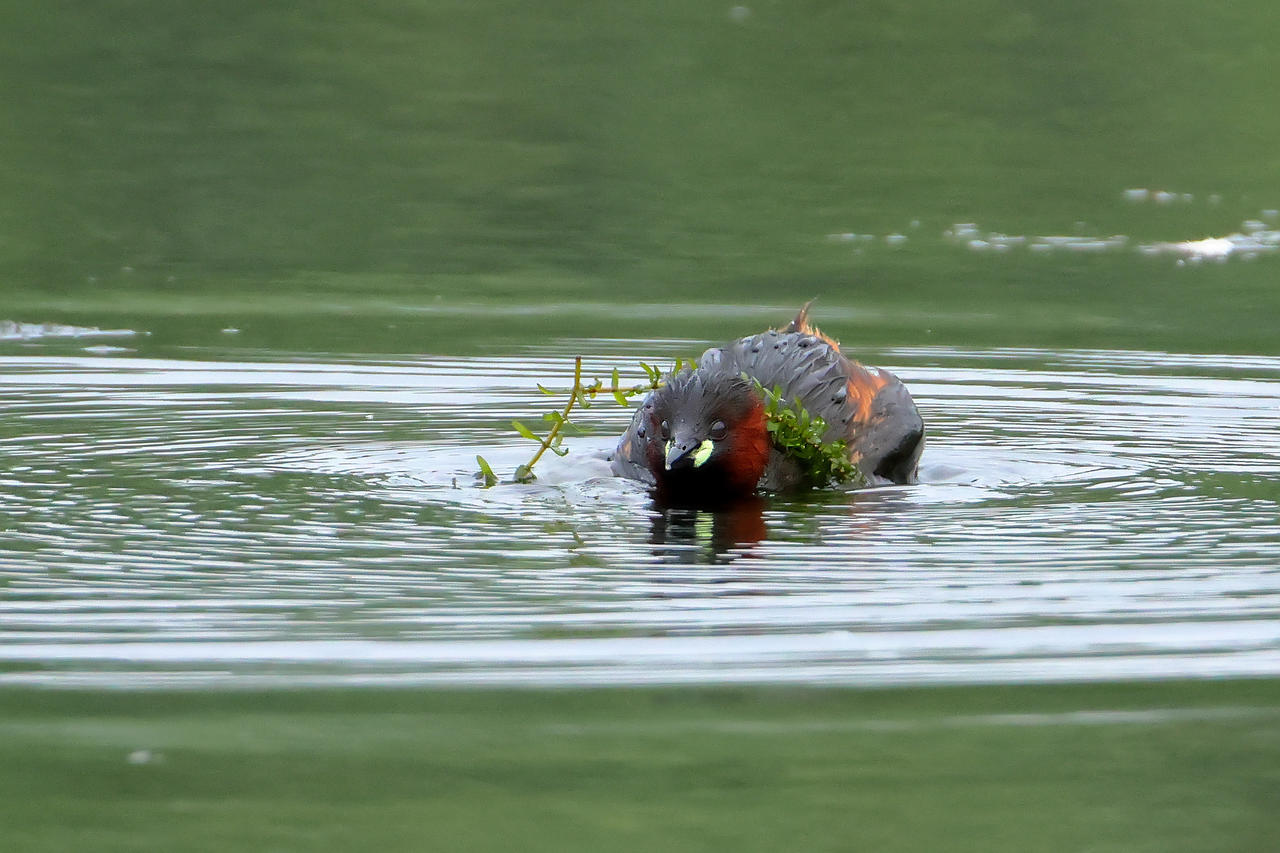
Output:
[4,328,1277,688]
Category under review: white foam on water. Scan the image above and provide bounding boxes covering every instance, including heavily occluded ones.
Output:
[1,321,138,341]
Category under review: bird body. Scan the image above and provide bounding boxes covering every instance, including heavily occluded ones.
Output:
[610,304,923,502]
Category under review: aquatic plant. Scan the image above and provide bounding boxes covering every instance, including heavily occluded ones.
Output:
[751,379,864,487]
[477,357,680,485]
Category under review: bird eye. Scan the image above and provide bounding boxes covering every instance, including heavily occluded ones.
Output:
[659,420,671,440]
[709,420,727,441]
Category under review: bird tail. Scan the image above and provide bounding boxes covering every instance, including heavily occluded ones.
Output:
[781,299,840,347]
[783,299,817,334]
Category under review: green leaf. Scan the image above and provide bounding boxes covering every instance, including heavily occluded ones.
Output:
[475,455,498,488]
[536,383,557,396]
[611,368,628,406]
[512,420,541,442]
[550,445,569,456]
[513,464,535,483]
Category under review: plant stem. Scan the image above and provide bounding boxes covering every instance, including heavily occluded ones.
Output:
[519,355,583,480]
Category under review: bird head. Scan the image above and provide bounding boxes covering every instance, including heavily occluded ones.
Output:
[637,369,770,502]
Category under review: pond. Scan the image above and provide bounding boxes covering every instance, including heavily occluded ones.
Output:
[3,1,1280,848]
[3,322,1279,689]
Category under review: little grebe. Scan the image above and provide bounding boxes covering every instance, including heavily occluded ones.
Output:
[610,303,923,502]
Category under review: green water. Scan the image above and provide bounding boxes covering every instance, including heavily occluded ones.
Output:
[3,1,1280,849]
[3,681,1279,853]
[4,0,1280,352]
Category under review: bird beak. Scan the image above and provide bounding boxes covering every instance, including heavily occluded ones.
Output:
[664,440,686,470]
[665,438,715,470]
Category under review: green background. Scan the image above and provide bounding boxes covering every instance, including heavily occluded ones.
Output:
[3,0,1277,352]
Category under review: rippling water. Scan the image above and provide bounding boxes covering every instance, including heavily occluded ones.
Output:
[3,332,1278,688]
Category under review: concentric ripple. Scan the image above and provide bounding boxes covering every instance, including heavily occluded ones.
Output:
[2,338,1278,688]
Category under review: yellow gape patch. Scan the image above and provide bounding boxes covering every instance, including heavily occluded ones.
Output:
[692,439,715,467]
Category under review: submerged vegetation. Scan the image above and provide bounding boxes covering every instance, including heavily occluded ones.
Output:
[479,359,864,490]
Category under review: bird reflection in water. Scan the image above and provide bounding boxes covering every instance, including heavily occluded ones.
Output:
[646,488,902,565]
[648,495,768,564]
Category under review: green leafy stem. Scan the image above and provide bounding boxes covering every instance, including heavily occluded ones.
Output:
[476,357,687,487]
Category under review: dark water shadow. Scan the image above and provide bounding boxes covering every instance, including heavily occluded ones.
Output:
[647,496,770,565]
[644,483,928,566]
